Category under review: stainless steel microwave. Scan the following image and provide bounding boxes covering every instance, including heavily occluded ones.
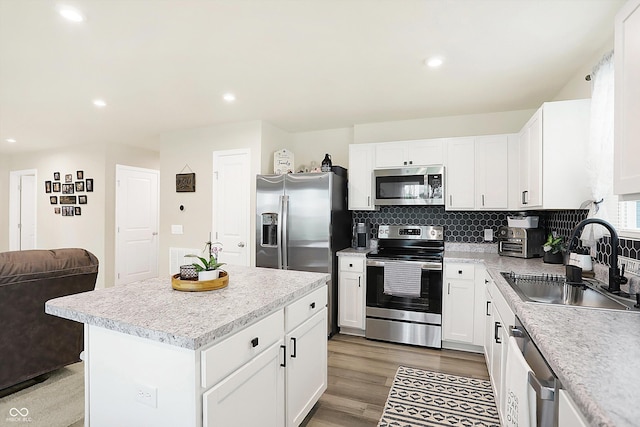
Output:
[373,166,445,206]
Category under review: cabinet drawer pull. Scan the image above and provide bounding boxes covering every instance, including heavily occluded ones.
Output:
[280,345,286,367]
[251,337,259,348]
[458,270,462,274]
[349,263,353,267]
[485,279,489,284]
[310,302,316,309]
[291,337,297,358]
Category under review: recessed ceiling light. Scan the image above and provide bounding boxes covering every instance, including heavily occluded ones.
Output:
[6,138,16,143]
[426,57,444,68]
[58,6,85,22]
[93,99,106,108]
[223,93,236,102]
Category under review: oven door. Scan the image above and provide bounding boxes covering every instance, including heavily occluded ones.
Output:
[365,259,442,314]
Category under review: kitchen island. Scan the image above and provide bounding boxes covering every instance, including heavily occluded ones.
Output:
[46,264,330,427]
[445,251,640,427]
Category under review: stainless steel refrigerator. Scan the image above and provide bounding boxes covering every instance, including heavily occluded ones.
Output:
[256,171,351,336]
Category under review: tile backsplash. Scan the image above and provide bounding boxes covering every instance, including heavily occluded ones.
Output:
[352,206,640,270]
[352,206,587,243]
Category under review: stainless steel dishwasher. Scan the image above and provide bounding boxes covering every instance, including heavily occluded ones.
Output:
[506,318,560,427]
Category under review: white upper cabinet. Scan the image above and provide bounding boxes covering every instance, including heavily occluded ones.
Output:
[374,139,444,168]
[614,0,640,198]
[475,135,510,210]
[518,99,591,209]
[445,135,511,211]
[445,137,476,210]
[348,143,376,211]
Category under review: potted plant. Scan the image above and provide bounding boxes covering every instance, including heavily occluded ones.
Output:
[542,234,564,264]
[186,240,225,281]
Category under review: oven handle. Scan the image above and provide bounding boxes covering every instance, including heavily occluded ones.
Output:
[366,259,442,271]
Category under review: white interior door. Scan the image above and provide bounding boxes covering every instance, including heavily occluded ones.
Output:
[9,169,37,251]
[115,165,159,285]
[213,149,250,266]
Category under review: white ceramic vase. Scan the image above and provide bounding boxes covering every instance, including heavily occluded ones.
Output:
[198,270,220,281]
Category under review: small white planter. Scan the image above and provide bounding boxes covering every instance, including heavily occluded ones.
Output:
[198,270,220,281]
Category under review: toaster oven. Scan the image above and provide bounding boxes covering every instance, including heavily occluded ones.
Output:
[497,226,546,259]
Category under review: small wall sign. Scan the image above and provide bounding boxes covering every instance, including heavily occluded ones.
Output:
[176,173,196,192]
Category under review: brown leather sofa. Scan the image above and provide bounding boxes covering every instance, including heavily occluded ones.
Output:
[0,248,98,391]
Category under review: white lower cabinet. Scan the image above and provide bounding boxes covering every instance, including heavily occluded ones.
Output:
[442,263,486,349]
[286,309,328,426]
[338,255,366,334]
[484,272,516,426]
[204,286,327,427]
[559,389,588,427]
[203,340,285,427]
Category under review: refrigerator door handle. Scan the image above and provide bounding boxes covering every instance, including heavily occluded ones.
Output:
[277,195,284,269]
[281,195,289,270]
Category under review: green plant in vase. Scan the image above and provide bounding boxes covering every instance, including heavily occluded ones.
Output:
[186,239,225,281]
[542,234,564,264]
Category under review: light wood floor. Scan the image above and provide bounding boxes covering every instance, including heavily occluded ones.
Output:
[301,334,489,427]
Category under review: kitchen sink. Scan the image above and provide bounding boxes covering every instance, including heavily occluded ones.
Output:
[501,272,638,311]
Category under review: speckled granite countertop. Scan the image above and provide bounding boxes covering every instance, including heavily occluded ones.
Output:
[46,264,329,350]
[445,251,640,427]
[337,248,371,257]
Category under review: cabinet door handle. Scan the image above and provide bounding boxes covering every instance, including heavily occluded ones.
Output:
[367,196,370,207]
[403,161,408,165]
[482,194,485,206]
[349,263,353,267]
[486,301,491,316]
[310,302,316,309]
[280,345,286,367]
[522,190,528,205]
[458,270,462,274]
[449,195,453,205]
[494,322,502,344]
[409,160,413,165]
[290,337,297,358]
[447,283,450,295]
[485,279,489,284]
[358,276,361,287]
[251,337,259,348]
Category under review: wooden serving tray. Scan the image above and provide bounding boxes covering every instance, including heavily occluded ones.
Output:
[171,271,228,292]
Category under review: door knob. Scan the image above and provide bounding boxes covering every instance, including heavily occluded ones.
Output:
[238,242,245,247]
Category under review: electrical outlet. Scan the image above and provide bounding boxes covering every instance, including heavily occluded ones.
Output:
[484,229,494,242]
[135,383,157,408]
[618,256,640,277]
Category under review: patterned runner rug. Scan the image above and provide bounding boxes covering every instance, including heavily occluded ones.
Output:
[378,366,500,427]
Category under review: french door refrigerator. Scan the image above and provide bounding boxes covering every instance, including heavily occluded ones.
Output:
[256,171,351,336]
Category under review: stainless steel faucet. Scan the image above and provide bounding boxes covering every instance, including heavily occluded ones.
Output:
[568,218,627,294]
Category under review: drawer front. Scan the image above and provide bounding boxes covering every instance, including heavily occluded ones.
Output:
[201,309,284,389]
[285,286,328,332]
[445,263,475,280]
[339,256,365,273]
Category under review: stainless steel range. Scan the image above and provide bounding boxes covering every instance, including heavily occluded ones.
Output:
[365,225,444,348]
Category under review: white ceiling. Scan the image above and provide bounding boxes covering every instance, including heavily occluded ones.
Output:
[0,0,625,154]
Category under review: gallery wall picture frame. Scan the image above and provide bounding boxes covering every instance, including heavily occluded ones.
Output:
[176,173,196,192]
[79,195,87,204]
[52,182,61,192]
[50,196,57,205]
[54,207,61,214]
[45,181,52,193]
[54,172,60,181]
[75,181,85,192]
[65,174,73,183]
[74,207,81,216]
[60,195,77,205]
[86,178,94,192]
[77,170,84,180]
[62,184,74,194]
[62,206,74,216]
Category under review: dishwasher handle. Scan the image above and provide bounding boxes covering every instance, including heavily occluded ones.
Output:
[527,371,555,401]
